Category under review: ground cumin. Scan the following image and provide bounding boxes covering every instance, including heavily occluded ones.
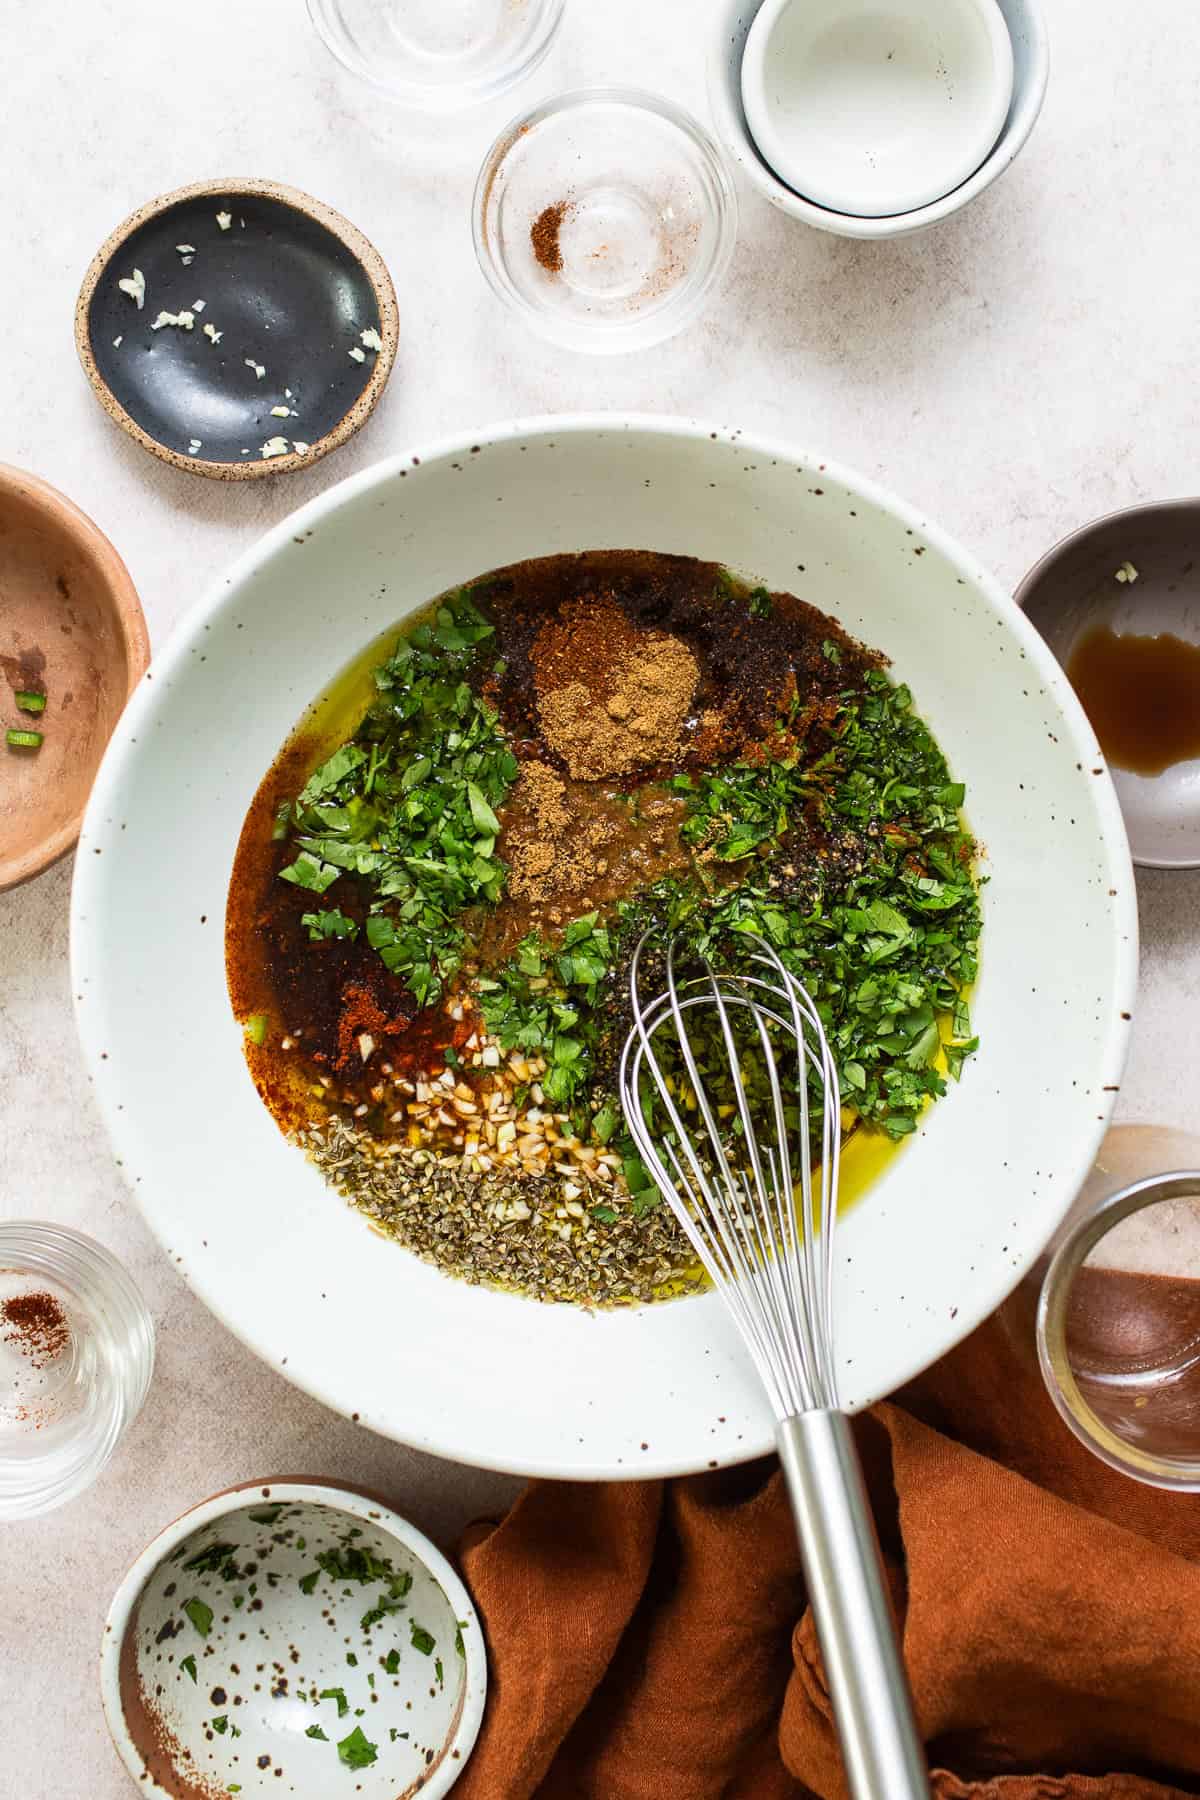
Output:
[530,596,699,780]
[531,200,569,273]
[505,761,615,905]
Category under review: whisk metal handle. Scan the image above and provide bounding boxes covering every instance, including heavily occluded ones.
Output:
[777,1410,928,1800]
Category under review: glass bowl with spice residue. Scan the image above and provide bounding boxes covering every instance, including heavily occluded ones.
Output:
[307,0,565,112]
[0,1221,154,1520]
[473,88,738,352]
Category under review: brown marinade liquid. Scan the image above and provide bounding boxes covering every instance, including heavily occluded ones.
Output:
[1066,623,1200,776]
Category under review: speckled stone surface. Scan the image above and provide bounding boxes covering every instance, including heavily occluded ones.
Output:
[2,0,1200,1793]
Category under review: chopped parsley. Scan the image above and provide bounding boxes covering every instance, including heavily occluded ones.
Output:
[298,1569,320,1595]
[319,1687,349,1718]
[180,1654,197,1683]
[409,1623,435,1656]
[382,1649,401,1675]
[435,1657,444,1688]
[305,1725,328,1742]
[247,1504,285,1524]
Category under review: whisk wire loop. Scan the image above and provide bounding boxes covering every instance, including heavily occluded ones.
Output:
[621,932,841,1418]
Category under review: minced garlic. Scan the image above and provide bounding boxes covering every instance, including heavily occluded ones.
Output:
[117,268,146,309]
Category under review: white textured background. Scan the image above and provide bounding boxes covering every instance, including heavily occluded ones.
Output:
[3,0,1200,1793]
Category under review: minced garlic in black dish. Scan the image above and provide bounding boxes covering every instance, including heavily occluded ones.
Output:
[226,550,981,1305]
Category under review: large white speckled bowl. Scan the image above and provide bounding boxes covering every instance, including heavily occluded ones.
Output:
[71,415,1136,1479]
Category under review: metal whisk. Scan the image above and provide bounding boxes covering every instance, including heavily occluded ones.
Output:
[619,933,928,1800]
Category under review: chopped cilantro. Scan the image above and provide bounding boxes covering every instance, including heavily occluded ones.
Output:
[435,1658,444,1688]
[182,1598,213,1638]
[247,1504,284,1525]
[276,589,515,1008]
[319,1687,349,1718]
[409,1623,435,1655]
[337,1727,378,1770]
[298,1569,320,1595]
[317,1544,396,1586]
[346,1652,358,1667]
[382,1649,400,1675]
[300,908,358,942]
[278,850,341,894]
[306,1725,328,1741]
[211,1716,228,1734]
[181,1541,240,1575]
[180,1654,197,1683]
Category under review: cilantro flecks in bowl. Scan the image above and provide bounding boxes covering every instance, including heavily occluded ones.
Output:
[225,550,981,1305]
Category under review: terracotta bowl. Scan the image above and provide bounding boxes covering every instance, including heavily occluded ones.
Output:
[0,466,148,891]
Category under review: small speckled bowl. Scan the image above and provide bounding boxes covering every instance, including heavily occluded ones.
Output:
[75,179,399,481]
[101,1479,485,1800]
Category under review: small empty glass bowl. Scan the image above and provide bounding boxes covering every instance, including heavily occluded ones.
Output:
[307,0,565,111]
[473,87,738,353]
[1037,1155,1200,1490]
[0,1222,154,1520]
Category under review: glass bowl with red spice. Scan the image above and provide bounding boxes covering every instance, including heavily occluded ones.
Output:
[473,87,738,351]
[0,1221,154,1520]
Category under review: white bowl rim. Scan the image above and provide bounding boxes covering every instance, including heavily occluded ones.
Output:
[72,410,1137,1478]
[739,0,1015,220]
[99,1477,487,1800]
[709,0,1049,238]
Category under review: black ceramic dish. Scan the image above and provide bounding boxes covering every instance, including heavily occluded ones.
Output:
[75,179,398,480]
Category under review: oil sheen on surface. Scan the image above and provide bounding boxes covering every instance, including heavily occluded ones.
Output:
[226,568,908,1219]
[1067,622,1200,776]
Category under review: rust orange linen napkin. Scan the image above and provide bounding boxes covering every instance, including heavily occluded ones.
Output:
[456,1297,1200,1800]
